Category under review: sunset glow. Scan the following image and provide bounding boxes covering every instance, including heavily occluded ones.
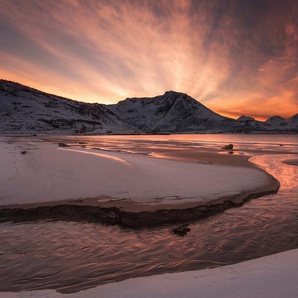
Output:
[0,0,297,120]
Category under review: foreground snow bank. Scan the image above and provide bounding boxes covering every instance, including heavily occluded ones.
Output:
[1,249,298,298]
[0,139,273,207]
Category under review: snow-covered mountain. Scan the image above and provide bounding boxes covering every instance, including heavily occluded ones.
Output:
[108,91,239,133]
[265,115,286,126]
[237,115,256,122]
[287,113,298,127]
[236,115,274,131]
[108,92,298,133]
[265,114,298,128]
[0,80,139,134]
[1,79,297,134]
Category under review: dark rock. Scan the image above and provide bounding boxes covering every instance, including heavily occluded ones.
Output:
[21,151,27,154]
[171,224,191,237]
[221,144,233,150]
[58,142,70,147]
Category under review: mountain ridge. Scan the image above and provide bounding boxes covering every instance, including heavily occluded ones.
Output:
[0,79,140,134]
[108,91,236,133]
[107,91,297,133]
[0,79,297,134]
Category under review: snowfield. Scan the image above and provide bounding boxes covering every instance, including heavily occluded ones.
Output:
[1,248,298,298]
[0,136,292,298]
[0,137,273,207]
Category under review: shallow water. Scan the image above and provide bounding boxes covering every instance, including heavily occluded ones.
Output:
[49,133,298,155]
[0,134,297,293]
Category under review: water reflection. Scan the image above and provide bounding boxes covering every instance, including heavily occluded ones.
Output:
[47,134,298,156]
[58,147,133,166]
[0,135,297,293]
[250,154,298,190]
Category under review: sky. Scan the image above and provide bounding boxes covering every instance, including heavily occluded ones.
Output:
[0,0,297,120]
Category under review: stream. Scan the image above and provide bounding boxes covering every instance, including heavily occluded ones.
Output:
[0,135,297,293]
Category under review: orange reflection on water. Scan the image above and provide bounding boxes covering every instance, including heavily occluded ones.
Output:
[58,147,132,167]
[250,154,298,190]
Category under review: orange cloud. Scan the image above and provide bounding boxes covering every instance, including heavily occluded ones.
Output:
[0,0,297,119]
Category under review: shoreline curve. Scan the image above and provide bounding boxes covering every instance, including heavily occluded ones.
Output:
[0,177,279,228]
[0,136,280,227]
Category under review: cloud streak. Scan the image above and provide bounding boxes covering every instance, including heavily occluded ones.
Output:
[0,0,297,119]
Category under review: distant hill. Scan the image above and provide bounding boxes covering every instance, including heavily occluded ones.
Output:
[0,79,297,134]
[0,80,139,134]
[265,115,286,126]
[265,114,298,128]
[287,114,298,127]
[237,115,273,131]
[237,115,256,122]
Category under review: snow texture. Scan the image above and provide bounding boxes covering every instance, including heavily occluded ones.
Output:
[1,248,298,297]
[0,80,139,134]
[108,91,297,133]
[107,91,234,133]
[1,79,297,134]
[0,139,271,206]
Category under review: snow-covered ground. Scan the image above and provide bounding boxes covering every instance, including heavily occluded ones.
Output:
[1,136,293,298]
[0,137,273,207]
[1,248,298,298]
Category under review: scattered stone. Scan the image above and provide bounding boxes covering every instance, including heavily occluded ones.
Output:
[171,224,191,237]
[21,150,27,154]
[32,133,37,136]
[58,142,70,147]
[78,141,87,144]
[221,144,233,150]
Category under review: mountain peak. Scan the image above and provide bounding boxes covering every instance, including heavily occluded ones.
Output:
[108,91,232,133]
[163,90,185,96]
[237,115,255,122]
[265,115,286,126]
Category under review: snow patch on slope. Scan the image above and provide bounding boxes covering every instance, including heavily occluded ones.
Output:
[0,80,139,134]
[108,91,235,133]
